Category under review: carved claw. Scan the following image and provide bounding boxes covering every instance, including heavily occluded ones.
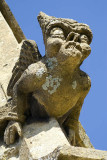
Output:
[4,121,22,145]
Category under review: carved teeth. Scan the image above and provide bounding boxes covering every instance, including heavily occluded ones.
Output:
[65,44,81,52]
[68,45,74,49]
[66,45,75,49]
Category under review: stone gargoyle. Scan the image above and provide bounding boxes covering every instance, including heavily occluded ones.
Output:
[0,12,93,146]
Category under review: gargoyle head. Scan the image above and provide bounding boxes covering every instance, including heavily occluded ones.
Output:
[38,12,93,68]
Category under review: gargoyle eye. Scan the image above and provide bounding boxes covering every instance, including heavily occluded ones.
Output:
[50,27,65,40]
[80,35,89,43]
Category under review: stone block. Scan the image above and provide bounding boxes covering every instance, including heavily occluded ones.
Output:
[19,118,70,160]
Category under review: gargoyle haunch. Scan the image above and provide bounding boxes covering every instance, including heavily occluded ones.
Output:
[2,12,93,145]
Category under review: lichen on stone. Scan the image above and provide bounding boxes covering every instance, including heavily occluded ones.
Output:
[42,75,62,94]
[72,81,77,89]
[46,57,58,70]
[36,67,45,78]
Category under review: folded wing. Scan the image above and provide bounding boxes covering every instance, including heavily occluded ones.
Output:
[7,40,42,97]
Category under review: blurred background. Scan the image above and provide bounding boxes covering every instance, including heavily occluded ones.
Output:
[5,0,107,150]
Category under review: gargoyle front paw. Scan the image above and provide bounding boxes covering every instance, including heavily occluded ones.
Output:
[68,128,76,146]
[4,121,22,145]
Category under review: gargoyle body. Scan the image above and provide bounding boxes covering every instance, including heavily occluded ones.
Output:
[2,12,93,146]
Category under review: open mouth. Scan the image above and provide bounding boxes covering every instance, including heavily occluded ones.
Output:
[58,41,82,63]
[65,42,82,52]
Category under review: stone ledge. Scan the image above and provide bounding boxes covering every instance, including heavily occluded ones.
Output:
[0,118,107,160]
[58,145,107,160]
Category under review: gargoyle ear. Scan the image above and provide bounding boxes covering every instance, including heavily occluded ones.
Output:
[37,12,53,45]
[37,12,54,39]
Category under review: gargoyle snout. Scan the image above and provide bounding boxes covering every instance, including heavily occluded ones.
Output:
[66,32,80,43]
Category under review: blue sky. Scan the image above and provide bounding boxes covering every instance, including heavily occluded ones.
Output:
[5,0,107,150]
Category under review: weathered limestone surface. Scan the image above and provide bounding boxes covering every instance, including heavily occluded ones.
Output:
[0,118,107,160]
[0,118,70,160]
[0,141,20,160]
[76,121,94,148]
[0,11,20,106]
[0,0,26,43]
[19,118,70,160]
[3,11,94,147]
[58,145,107,160]
[0,1,107,159]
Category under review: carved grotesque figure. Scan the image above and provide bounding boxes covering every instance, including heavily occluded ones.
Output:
[2,12,93,145]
